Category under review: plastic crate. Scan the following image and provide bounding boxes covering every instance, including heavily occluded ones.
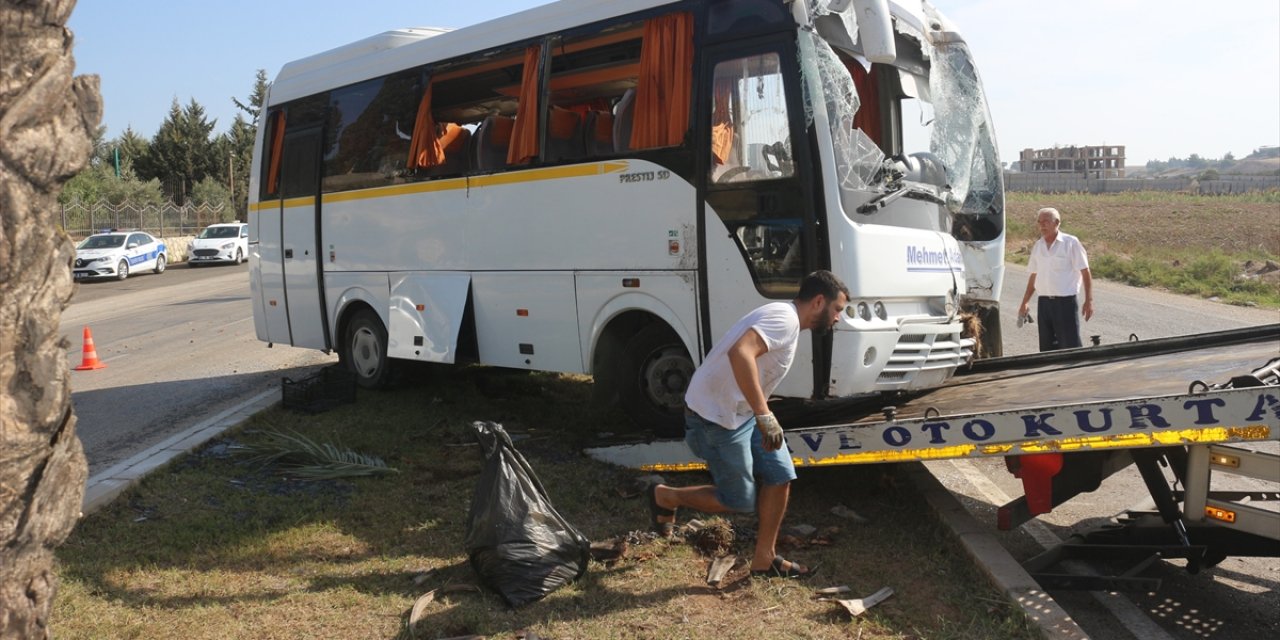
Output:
[281,366,357,413]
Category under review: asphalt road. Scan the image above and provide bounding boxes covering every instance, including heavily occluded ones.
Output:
[927,262,1280,640]
[63,261,335,476]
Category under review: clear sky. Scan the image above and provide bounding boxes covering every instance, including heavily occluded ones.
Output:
[68,0,1279,165]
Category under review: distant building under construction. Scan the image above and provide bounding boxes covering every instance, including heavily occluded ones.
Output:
[1019,145,1125,178]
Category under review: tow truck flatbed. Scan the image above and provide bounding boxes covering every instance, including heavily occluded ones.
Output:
[587,324,1280,471]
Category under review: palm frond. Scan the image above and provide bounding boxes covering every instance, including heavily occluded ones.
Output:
[236,428,399,479]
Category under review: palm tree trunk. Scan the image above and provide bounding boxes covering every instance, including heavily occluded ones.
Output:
[1,1,99,637]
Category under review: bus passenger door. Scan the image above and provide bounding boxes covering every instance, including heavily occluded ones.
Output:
[278,124,330,350]
[699,41,823,397]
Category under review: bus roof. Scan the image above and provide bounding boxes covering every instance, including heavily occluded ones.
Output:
[269,0,681,105]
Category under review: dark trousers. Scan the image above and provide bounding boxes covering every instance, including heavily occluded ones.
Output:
[1037,295,1081,352]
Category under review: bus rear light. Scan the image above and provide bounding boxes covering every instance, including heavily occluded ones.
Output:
[1205,506,1236,523]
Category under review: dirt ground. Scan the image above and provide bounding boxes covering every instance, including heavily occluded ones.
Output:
[1005,193,1280,258]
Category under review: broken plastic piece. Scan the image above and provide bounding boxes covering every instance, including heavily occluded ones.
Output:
[821,586,895,617]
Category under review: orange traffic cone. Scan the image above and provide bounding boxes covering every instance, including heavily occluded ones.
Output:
[74,326,107,371]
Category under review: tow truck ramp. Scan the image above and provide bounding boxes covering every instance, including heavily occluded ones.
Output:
[586,324,1280,588]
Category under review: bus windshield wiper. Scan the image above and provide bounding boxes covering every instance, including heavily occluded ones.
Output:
[856,182,949,214]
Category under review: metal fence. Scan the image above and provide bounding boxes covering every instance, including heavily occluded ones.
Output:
[61,201,232,240]
[1005,172,1280,194]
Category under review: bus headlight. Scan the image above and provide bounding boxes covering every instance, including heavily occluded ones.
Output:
[873,301,887,320]
[856,302,872,321]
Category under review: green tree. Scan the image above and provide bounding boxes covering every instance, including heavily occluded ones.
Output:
[190,175,233,220]
[112,126,150,177]
[145,97,218,204]
[233,68,269,122]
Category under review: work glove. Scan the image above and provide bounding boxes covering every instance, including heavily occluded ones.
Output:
[756,412,784,452]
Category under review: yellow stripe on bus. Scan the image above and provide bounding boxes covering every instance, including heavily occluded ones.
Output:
[635,425,1272,472]
[249,161,630,212]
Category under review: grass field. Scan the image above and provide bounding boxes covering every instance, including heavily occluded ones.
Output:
[1005,191,1280,307]
[53,367,1038,639]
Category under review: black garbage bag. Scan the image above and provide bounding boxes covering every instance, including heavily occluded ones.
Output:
[464,421,590,608]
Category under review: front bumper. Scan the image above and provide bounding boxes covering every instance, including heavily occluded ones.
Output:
[190,249,237,263]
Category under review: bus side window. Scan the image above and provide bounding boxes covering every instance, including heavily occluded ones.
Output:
[708,54,794,184]
[546,22,645,160]
[322,71,419,193]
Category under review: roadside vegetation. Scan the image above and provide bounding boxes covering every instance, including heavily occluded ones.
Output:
[54,366,1037,639]
[1005,191,1280,308]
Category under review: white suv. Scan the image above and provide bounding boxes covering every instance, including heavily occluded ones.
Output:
[190,222,249,266]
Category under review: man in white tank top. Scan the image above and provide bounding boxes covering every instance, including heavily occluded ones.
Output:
[647,270,849,579]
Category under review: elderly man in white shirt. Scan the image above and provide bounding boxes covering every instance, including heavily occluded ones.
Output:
[1017,207,1094,351]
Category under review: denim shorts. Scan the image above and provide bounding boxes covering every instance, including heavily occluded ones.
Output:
[684,410,797,513]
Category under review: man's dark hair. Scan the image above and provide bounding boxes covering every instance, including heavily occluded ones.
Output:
[796,270,850,302]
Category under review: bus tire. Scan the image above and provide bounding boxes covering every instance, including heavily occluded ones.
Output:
[620,323,694,437]
[341,309,394,389]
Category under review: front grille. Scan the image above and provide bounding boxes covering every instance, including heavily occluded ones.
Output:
[194,249,220,257]
[875,326,974,389]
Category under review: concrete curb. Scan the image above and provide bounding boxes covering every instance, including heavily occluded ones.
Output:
[81,387,279,516]
[903,462,1089,640]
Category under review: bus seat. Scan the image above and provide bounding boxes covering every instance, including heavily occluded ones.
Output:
[613,88,636,154]
[432,123,471,175]
[545,107,584,162]
[475,115,514,171]
[583,110,614,156]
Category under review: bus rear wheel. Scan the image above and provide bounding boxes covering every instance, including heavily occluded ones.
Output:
[620,323,694,437]
[341,309,394,389]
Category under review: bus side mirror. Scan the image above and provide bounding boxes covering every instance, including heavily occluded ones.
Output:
[851,0,897,64]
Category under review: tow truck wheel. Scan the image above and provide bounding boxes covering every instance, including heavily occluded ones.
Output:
[153,254,166,274]
[116,259,129,281]
[341,309,394,389]
[620,323,694,437]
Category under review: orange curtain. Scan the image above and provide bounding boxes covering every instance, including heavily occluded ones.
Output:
[850,62,883,151]
[631,12,693,150]
[407,83,444,169]
[507,45,542,165]
[266,110,286,196]
[710,77,735,165]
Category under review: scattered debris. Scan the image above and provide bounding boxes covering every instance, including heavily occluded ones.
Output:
[689,519,735,557]
[681,519,706,534]
[411,569,435,587]
[589,538,629,564]
[820,586,895,617]
[515,630,546,640]
[830,504,870,523]
[409,581,484,633]
[812,585,851,598]
[706,555,737,586]
[236,428,399,479]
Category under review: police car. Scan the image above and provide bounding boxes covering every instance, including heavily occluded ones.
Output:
[73,231,167,281]
[189,222,249,266]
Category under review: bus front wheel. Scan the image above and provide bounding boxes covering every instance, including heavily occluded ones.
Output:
[620,324,694,437]
[341,309,394,389]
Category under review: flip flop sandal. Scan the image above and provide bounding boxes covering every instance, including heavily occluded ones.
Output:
[750,554,820,580]
[646,483,676,538]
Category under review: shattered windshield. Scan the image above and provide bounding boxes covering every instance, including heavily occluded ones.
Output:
[804,1,1003,225]
[921,3,1003,217]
